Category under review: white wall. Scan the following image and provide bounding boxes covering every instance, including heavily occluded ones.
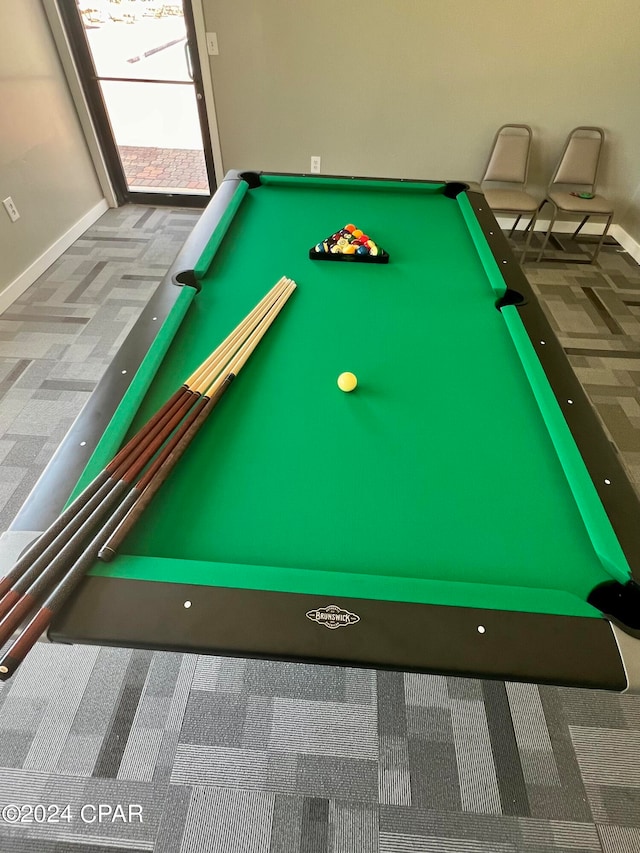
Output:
[0,1,105,302]
[620,183,640,247]
[202,0,640,240]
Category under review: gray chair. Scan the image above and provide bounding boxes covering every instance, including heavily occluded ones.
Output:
[481,124,539,262]
[536,127,613,264]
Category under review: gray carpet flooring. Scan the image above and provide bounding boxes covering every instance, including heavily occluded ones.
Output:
[0,208,639,852]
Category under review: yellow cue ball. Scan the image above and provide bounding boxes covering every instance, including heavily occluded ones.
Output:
[337,372,358,392]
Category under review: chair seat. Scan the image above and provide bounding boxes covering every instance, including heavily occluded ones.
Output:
[483,189,539,212]
[548,191,613,214]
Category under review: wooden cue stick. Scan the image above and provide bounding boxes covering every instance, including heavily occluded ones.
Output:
[0,388,204,627]
[0,392,210,645]
[0,279,292,641]
[100,280,297,561]
[0,490,152,680]
[0,278,291,603]
[103,275,290,474]
[183,276,288,389]
[0,381,227,651]
[0,281,293,642]
[0,280,296,680]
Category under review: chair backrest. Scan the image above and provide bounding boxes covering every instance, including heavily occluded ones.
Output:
[482,125,532,187]
[551,127,604,191]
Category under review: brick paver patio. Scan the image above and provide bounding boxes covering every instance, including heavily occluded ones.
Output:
[118,145,209,192]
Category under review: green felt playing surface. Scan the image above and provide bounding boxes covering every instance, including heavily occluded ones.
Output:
[76,177,631,616]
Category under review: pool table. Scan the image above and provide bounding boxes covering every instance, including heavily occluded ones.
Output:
[6,171,640,691]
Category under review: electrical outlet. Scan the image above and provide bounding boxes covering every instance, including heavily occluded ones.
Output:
[310,156,321,174]
[2,197,20,223]
[206,32,219,55]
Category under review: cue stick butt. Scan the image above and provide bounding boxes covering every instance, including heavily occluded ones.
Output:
[106,387,187,473]
[0,576,15,600]
[97,545,116,562]
[0,607,54,681]
[0,468,112,594]
[0,488,141,679]
[0,476,117,613]
[0,480,132,650]
[0,593,37,649]
[111,389,196,481]
[119,392,202,485]
[99,376,235,560]
[0,589,23,623]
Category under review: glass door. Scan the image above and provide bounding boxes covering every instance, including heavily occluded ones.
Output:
[62,0,215,205]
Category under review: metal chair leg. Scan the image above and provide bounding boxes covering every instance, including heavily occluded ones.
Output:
[536,206,557,262]
[509,214,522,238]
[590,214,613,264]
[520,212,537,264]
[572,215,590,240]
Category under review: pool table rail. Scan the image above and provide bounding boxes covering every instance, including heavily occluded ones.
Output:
[45,571,633,692]
[468,193,640,622]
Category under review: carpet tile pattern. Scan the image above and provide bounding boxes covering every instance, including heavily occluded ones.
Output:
[0,209,639,851]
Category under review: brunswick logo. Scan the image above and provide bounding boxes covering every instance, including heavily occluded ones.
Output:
[305,604,361,630]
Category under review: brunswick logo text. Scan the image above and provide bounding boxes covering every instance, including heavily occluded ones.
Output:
[305,605,361,630]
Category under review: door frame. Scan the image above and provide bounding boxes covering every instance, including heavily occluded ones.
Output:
[44,0,224,207]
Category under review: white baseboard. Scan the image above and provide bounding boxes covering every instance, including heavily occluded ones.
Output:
[0,199,109,316]
[496,215,640,265]
[611,224,640,265]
